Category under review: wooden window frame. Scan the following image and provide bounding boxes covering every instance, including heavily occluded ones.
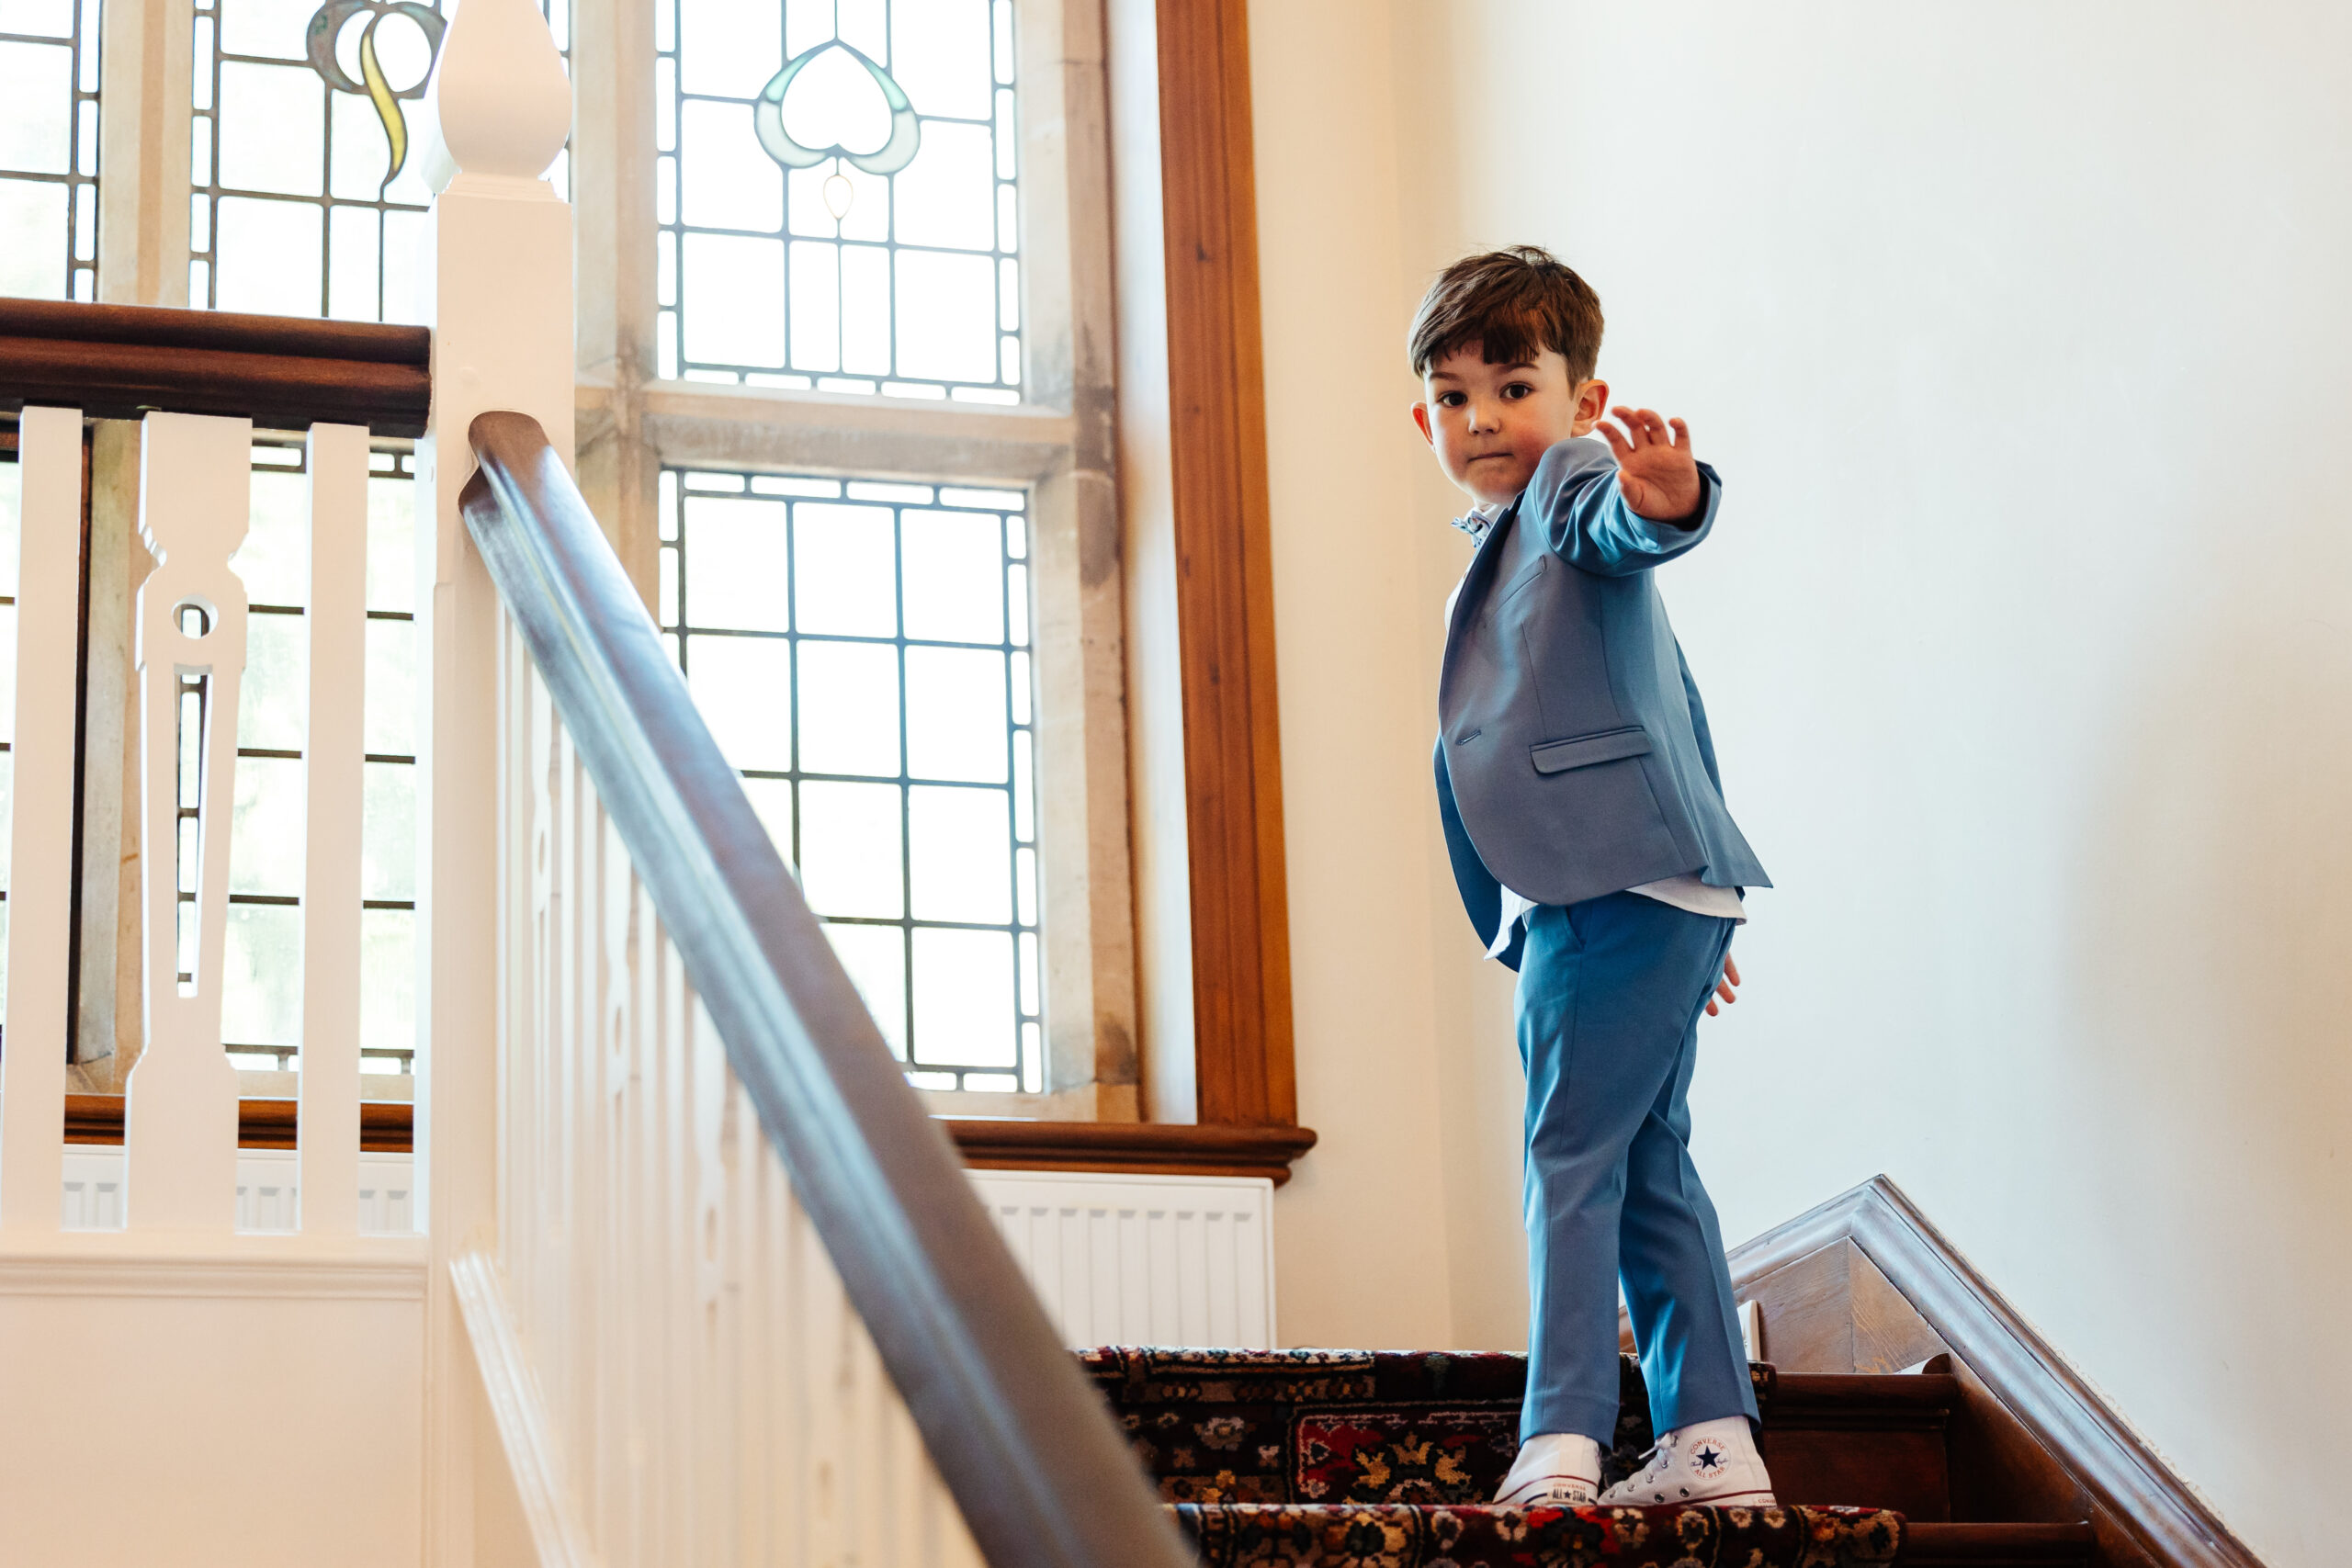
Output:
[944,0,1314,1183]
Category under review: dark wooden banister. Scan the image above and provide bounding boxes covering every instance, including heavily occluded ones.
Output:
[460,411,1193,1568]
[0,299,431,435]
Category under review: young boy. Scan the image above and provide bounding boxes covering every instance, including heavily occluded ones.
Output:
[1410,247,1774,1510]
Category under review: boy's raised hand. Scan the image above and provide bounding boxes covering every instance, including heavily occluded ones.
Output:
[1599,406,1704,524]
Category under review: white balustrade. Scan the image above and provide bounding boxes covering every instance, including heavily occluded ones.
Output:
[0,409,396,1241]
[0,410,426,1568]
[458,636,987,1568]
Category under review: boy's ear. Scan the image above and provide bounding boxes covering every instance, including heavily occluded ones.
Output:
[1410,400,1435,446]
[1566,378,1611,437]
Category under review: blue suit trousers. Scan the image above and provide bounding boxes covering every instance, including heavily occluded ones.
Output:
[1515,892,1757,1443]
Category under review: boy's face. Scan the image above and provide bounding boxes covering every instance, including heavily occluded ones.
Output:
[1412,344,1607,509]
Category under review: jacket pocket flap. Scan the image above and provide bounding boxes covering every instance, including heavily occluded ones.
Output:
[1531,727,1653,773]
[1496,555,1547,604]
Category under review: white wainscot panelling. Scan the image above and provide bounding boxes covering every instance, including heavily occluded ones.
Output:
[61,1148,416,1235]
[969,1170,1277,1349]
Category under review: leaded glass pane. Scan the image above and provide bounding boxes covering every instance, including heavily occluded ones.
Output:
[0,0,99,300]
[190,0,571,320]
[660,0,1023,400]
[222,903,304,1061]
[664,465,1041,1090]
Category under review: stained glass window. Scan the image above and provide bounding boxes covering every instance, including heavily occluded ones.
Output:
[188,0,571,322]
[0,0,100,300]
[220,437,420,1075]
[657,0,1022,400]
[660,465,1042,1091]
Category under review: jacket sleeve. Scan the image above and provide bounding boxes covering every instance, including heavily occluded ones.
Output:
[1524,436,1724,577]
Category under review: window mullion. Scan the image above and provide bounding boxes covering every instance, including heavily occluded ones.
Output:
[96,0,197,305]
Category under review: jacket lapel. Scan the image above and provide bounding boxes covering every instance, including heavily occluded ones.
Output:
[1439,492,1524,705]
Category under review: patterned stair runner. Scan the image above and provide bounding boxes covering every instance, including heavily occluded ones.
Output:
[1081,1348,1905,1568]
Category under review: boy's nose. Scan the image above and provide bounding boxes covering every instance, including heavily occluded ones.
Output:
[1467,400,1501,431]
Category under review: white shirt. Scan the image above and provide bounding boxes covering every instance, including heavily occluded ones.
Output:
[1442,503,1748,963]
[1487,878,1745,960]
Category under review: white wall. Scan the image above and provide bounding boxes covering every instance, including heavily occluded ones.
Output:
[1252,4,2352,1562]
[1244,0,1461,1352]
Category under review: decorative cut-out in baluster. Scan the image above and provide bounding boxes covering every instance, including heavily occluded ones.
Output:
[124,412,253,1233]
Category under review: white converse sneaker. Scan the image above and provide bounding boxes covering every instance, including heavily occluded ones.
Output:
[1495,1431,1600,1507]
[1596,1416,1775,1507]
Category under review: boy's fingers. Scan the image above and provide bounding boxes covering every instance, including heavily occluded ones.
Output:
[1724,955,1741,986]
[1668,416,1692,451]
[1597,420,1634,457]
[1609,406,1647,446]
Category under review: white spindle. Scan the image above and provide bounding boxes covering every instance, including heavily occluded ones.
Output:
[300,423,371,1235]
[124,411,251,1232]
[460,648,987,1566]
[0,406,88,1234]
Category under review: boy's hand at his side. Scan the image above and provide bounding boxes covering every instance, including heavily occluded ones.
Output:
[1703,954,1740,1018]
[1599,406,1704,525]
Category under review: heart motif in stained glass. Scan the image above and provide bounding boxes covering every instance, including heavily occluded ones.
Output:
[304,0,447,186]
[755,40,922,177]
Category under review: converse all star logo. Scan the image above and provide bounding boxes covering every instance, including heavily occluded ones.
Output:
[1690,1440,1728,1476]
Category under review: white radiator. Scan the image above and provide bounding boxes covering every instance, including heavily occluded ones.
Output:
[968,1169,1278,1349]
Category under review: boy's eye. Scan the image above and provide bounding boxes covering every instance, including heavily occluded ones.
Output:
[1438,391,1466,408]
[1502,382,1533,400]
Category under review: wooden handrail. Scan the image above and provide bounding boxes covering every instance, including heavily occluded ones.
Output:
[0,299,431,435]
[460,411,1193,1568]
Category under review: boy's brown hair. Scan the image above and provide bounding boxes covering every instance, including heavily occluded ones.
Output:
[1408,245,1605,381]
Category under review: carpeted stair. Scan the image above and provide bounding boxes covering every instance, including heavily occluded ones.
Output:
[1080,1347,2098,1567]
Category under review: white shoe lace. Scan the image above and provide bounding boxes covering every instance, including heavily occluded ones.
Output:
[1625,1432,1677,1490]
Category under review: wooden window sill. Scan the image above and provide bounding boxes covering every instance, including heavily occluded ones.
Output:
[944,1119,1317,1185]
[62,1095,1317,1184]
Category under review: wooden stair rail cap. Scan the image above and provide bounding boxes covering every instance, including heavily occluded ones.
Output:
[0,299,432,435]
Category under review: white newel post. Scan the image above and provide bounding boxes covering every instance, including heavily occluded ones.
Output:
[412,1,573,1555]
[124,412,254,1232]
[0,407,88,1233]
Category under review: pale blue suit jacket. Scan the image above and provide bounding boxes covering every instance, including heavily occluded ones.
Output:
[1434,436,1769,970]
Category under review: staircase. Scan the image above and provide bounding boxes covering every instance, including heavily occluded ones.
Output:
[1083,1346,2098,1567]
